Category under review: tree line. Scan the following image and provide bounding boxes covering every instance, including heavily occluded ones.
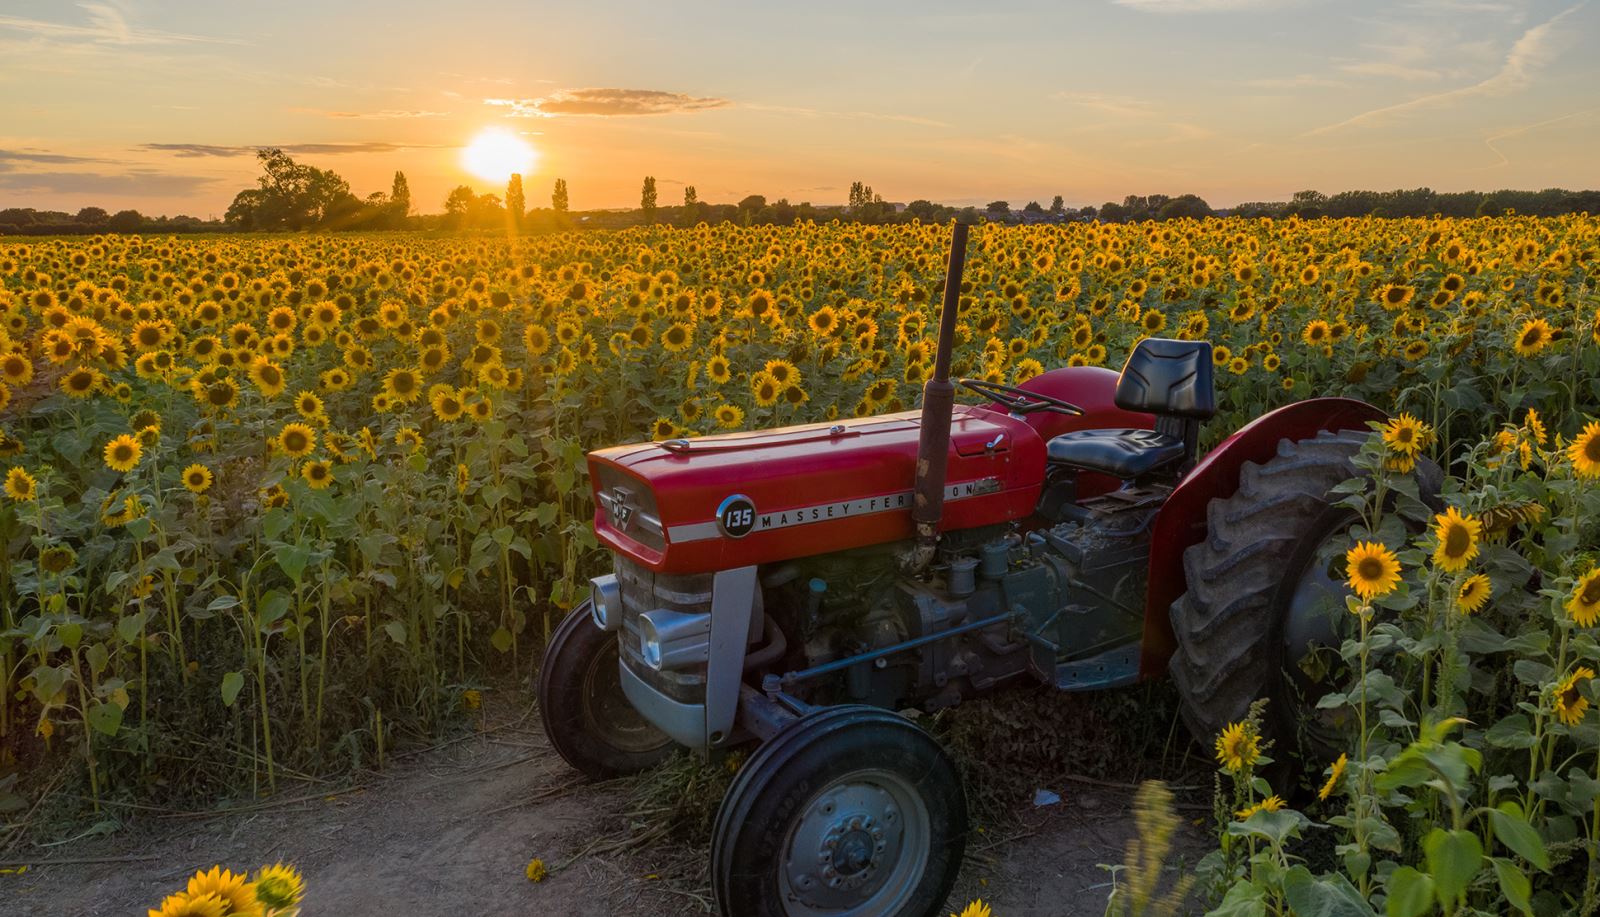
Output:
[2,147,1597,235]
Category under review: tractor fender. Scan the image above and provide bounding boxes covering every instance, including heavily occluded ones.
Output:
[1138,397,1387,678]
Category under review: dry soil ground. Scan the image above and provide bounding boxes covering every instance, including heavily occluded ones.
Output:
[0,705,1208,917]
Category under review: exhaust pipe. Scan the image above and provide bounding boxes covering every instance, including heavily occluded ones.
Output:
[906,221,970,572]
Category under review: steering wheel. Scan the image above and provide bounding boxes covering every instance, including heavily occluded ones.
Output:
[957,378,1084,416]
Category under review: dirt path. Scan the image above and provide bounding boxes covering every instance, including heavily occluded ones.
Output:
[0,714,1208,916]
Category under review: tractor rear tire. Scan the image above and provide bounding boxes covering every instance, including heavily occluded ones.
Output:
[711,705,967,917]
[537,601,673,780]
[1167,429,1436,769]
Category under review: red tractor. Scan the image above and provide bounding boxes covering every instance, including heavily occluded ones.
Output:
[539,224,1393,916]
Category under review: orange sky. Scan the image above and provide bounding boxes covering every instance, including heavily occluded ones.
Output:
[2,0,1598,216]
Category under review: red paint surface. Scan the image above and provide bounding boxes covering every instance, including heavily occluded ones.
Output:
[590,367,1147,574]
[1136,398,1387,677]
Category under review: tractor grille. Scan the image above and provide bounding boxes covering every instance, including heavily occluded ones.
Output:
[612,554,713,705]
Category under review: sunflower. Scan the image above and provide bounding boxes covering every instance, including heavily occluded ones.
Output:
[202,379,239,410]
[1346,541,1402,602]
[1553,667,1595,726]
[1213,721,1260,773]
[248,360,286,397]
[764,359,800,387]
[1568,567,1600,628]
[250,863,304,913]
[1513,318,1553,357]
[39,545,76,574]
[706,354,732,385]
[714,403,745,429]
[1456,574,1491,614]
[431,388,465,422]
[302,459,334,490]
[1568,420,1600,479]
[294,391,325,422]
[1302,320,1331,346]
[751,372,780,407]
[185,866,259,917]
[61,366,102,398]
[1236,795,1286,820]
[182,464,213,494]
[955,901,991,917]
[276,422,316,459]
[1318,753,1348,801]
[1377,283,1414,309]
[0,351,33,384]
[146,892,227,917]
[1382,413,1428,457]
[4,466,37,501]
[1431,506,1481,573]
[383,366,422,403]
[103,434,143,472]
[661,322,693,352]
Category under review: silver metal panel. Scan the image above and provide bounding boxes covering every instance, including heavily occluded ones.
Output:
[619,657,706,749]
[703,565,758,747]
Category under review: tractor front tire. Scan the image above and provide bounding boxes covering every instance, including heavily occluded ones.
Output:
[711,705,967,917]
[537,601,672,780]
[1168,429,1434,766]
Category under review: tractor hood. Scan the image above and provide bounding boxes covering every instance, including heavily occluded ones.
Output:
[588,407,1046,574]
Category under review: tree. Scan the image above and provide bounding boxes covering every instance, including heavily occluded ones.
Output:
[1022,200,1044,214]
[505,173,525,228]
[737,194,767,212]
[224,148,356,230]
[552,178,568,213]
[1049,195,1065,214]
[107,210,143,233]
[1097,201,1130,223]
[1157,194,1212,220]
[985,201,1011,214]
[684,185,697,206]
[76,206,109,225]
[444,186,476,229]
[389,171,411,227]
[641,176,657,220]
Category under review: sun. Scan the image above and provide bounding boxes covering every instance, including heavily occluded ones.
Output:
[462,128,537,183]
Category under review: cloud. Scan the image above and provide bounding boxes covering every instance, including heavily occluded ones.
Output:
[293,109,451,120]
[1309,3,1586,134]
[1338,60,1445,81]
[0,149,115,165]
[486,88,731,117]
[139,143,251,158]
[741,103,949,127]
[1112,0,1298,11]
[0,2,243,46]
[139,142,449,158]
[1050,91,1156,117]
[1480,105,1600,167]
[0,168,219,196]
[1242,74,1352,89]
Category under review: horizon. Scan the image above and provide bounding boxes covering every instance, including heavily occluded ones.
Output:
[3,0,1598,217]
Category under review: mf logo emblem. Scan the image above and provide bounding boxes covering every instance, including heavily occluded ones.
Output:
[610,486,635,530]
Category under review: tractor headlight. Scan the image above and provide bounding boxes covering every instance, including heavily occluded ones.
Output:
[590,574,621,632]
[637,608,712,671]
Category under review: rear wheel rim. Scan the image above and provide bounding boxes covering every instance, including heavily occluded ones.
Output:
[778,768,931,917]
[578,640,669,754]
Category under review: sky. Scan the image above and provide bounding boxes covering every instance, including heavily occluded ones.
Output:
[1,0,1597,217]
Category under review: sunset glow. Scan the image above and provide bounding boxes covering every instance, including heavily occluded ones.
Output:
[461,129,537,184]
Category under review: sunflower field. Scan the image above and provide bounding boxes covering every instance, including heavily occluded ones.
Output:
[1,217,1598,896]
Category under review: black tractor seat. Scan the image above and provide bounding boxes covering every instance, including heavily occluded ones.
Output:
[1046,428,1187,479]
[1047,338,1215,480]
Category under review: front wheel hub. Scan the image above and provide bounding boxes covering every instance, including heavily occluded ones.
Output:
[782,774,927,912]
